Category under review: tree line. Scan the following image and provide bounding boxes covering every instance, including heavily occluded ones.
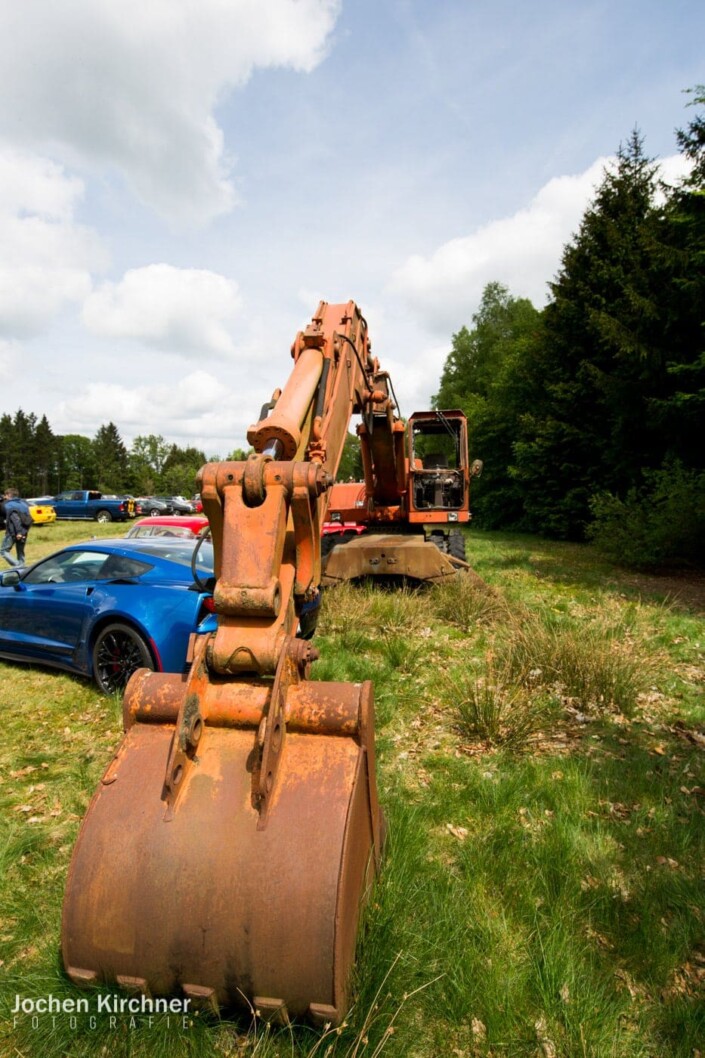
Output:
[0,416,221,498]
[434,89,705,567]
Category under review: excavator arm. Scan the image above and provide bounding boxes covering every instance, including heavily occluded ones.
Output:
[61,302,385,1025]
[201,300,380,675]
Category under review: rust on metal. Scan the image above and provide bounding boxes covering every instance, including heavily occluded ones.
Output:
[61,301,461,1024]
[322,532,464,586]
[62,668,381,1021]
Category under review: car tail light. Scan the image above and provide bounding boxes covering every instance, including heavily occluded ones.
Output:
[198,596,215,621]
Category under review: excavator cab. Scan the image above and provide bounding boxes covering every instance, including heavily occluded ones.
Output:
[321,407,475,586]
[407,410,470,520]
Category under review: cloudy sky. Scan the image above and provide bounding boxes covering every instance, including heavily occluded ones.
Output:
[0,0,701,456]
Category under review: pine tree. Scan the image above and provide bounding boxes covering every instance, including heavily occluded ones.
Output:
[512,131,665,537]
[11,410,37,496]
[93,423,129,491]
[0,414,15,489]
[32,415,58,495]
[650,86,705,467]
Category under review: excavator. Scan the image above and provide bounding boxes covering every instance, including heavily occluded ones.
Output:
[61,301,474,1026]
[321,405,478,587]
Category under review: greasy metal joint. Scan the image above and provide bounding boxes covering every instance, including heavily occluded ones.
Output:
[243,453,269,507]
[289,637,320,678]
[214,576,282,618]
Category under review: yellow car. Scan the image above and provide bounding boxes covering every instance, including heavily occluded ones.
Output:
[28,501,57,524]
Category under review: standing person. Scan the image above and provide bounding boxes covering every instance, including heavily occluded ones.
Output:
[1,488,31,567]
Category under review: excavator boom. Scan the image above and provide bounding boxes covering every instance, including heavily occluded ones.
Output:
[61,302,384,1024]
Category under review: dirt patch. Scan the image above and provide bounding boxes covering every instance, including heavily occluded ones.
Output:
[618,570,705,614]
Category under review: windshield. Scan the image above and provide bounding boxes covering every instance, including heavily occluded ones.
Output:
[131,540,214,574]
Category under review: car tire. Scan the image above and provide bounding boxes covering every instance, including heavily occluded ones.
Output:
[95,509,112,523]
[149,508,160,517]
[92,622,154,695]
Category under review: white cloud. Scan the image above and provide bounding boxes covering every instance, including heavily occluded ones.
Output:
[59,370,223,425]
[0,148,105,338]
[82,264,241,356]
[388,154,691,335]
[0,0,341,224]
[55,369,253,455]
[0,338,18,381]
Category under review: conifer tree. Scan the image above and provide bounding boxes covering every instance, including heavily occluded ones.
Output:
[512,131,664,536]
[93,422,129,491]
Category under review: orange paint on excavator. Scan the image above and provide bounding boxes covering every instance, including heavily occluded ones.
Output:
[60,301,477,1024]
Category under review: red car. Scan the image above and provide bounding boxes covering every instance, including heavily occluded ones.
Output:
[322,520,366,537]
[126,515,208,539]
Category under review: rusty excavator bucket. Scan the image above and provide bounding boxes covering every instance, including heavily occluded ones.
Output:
[61,301,387,1025]
[62,636,382,1024]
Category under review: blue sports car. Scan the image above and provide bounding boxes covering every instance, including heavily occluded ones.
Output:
[0,537,216,694]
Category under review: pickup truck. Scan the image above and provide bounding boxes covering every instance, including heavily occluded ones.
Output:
[45,491,135,523]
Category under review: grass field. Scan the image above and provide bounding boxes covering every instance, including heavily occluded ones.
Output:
[1,524,703,1057]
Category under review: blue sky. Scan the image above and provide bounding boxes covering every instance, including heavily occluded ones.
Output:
[0,0,701,456]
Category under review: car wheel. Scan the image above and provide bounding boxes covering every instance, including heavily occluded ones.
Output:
[95,509,112,523]
[92,622,154,695]
[149,508,160,517]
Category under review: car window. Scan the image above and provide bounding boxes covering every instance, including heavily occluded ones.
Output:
[132,541,214,574]
[152,526,195,538]
[95,554,151,580]
[25,550,111,585]
[130,525,195,539]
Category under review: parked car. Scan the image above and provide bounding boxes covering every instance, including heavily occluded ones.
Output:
[0,537,216,694]
[156,495,195,515]
[42,490,135,522]
[322,520,366,537]
[28,500,57,524]
[135,496,174,517]
[1,498,56,528]
[192,494,204,513]
[126,515,209,539]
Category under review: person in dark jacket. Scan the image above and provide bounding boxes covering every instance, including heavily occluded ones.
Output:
[1,488,31,566]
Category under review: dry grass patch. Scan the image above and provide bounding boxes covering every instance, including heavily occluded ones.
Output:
[442,653,555,747]
[430,570,514,629]
[319,581,433,637]
[497,613,656,716]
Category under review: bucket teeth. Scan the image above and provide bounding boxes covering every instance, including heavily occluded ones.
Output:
[308,1003,340,1027]
[182,984,218,1014]
[253,996,289,1025]
[65,967,97,988]
[116,975,151,997]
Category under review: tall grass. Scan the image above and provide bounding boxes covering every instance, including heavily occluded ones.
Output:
[1,527,704,1057]
[498,612,653,716]
[444,653,555,746]
[430,570,512,629]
